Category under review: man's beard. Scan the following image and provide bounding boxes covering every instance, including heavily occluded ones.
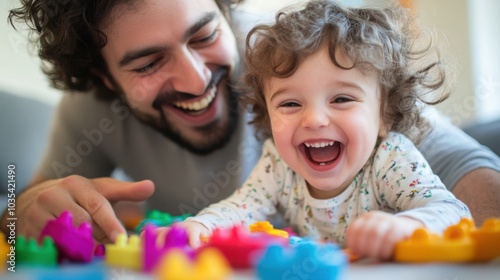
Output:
[113,68,240,155]
[153,84,239,155]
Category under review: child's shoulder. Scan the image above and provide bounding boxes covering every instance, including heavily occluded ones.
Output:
[377,132,418,153]
[373,132,425,166]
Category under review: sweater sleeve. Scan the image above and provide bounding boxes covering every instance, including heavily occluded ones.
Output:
[186,139,286,230]
[372,133,471,233]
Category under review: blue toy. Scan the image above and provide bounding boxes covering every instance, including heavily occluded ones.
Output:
[255,241,347,280]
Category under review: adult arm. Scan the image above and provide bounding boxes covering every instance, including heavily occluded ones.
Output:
[452,168,500,226]
[0,93,157,242]
[419,109,500,225]
[0,174,154,243]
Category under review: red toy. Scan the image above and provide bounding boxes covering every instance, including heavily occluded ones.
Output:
[204,224,288,268]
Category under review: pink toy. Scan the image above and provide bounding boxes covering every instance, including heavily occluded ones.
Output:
[40,210,94,263]
[205,224,288,268]
[142,224,194,273]
[94,243,106,257]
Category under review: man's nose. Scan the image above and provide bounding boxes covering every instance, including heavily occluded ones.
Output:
[170,48,211,95]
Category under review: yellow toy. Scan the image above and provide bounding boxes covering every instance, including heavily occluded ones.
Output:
[105,234,142,270]
[249,221,289,238]
[394,219,475,262]
[156,248,231,280]
[470,218,500,262]
[1,232,9,270]
[395,218,500,263]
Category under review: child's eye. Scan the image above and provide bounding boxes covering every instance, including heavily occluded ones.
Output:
[333,96,352,103]
[279,101,301,107]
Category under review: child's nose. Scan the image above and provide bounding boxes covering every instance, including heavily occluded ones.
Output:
[301,107,330,129]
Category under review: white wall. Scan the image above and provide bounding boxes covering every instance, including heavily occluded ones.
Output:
[413,0,476,126]
[0,0,61,106]
[468,0,500,124]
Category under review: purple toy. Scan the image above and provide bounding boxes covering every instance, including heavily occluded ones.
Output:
[142,224,194,272]
[40,210,94,263]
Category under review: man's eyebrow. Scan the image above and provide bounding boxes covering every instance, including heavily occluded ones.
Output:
[119,46,168,67]
[184,11,219,41]
[118,12,219,68]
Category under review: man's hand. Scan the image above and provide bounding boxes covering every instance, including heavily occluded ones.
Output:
[346,211,423,260]
[2,175,154,243]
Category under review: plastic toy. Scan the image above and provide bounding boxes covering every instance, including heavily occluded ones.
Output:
[289,235,305,246]
[1,232,11,269]
[93,244,106,258]
[156,248,231,280]
[469,217,500,261]
[106,233,142,270]
[40,210,94,263]
[16,235,58,267]
[395,220,475,262]
[204,224,288,268]
[255,241,347,280]
[249,221,289,238]
[142,224,194,272]
[135,210,191,233]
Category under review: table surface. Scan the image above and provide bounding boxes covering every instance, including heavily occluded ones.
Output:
[4,259,500,280]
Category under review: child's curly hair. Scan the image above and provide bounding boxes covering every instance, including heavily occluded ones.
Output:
[243,0,449,144]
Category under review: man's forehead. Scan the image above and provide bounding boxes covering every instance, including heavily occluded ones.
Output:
[102,0,223,31]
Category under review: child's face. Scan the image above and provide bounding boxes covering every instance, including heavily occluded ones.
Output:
[265,46,386,199]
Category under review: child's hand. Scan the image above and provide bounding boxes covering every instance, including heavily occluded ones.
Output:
[147,221,211,248]
[172,221,212,248]
[346,211,423,260]
[156,221,211,248]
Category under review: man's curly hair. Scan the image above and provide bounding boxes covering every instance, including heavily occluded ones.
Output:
[8,0,244,100]
[243,0,450,144]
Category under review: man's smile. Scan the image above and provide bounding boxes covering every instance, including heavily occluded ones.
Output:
[173,85,216,113]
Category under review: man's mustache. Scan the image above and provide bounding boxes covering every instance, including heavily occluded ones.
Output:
[152,67,229,110]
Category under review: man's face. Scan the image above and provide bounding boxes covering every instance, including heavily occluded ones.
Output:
[100,0,240,154]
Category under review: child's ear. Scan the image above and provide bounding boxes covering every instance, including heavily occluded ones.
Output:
[378,118,392,138]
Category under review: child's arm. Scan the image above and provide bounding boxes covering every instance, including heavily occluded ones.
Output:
[373,133,471,232]
[347,133,471,260]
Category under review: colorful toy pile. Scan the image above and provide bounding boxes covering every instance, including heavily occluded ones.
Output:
[4,210,499,280]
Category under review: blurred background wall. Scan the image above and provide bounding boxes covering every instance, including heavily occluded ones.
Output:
[1,0,499,126]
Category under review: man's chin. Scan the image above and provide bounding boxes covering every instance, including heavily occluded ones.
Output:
[158,123,237,155]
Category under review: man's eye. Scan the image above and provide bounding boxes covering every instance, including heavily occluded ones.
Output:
[134,59,160,74]
[192,30,218,45]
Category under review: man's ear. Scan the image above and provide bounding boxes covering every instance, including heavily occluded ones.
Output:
[92,68,115,91]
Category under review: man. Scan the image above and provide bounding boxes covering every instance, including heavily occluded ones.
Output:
[2,0,499,243]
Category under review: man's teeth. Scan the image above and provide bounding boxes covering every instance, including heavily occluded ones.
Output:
[304,141,335,148]
[174,87,216,111]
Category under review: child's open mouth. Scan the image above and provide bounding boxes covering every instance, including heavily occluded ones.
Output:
[301,140,341,167]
